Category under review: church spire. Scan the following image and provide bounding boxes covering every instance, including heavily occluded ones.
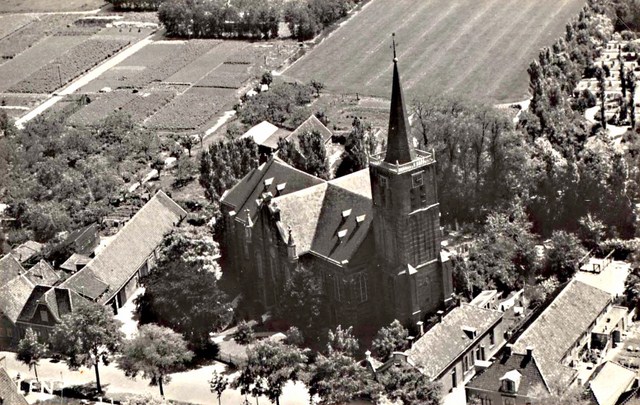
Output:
[384,33,416,165]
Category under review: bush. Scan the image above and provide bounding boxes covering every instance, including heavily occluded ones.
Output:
[233,321,255,345]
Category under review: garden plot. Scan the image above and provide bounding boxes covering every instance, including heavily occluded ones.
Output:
[144,87,235,131]
[225,44,268,65]
[0,35,87,92]
[122,90,176,122]
[121,40,217,89]
[0,14,80,58]
[9,38,131,94]
[67,90,136,127]
[163,40,240,84]
[0,94,47,108]
[195,63,253,89]
[0,14,36,40]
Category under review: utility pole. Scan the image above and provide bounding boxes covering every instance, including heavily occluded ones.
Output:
[56,63,63,90]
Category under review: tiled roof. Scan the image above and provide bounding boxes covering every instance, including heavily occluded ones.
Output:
[590,362,636,405]
[272,169,373,263]
[25,260,60,286]
[0,276,35,323]
[59,253,92,273]
[512,280,611,393]
[287,115,333,145]
[10,240,43,263]
[0,255,25,287]
[242,121,280,145]
[221,157,324,222]
[61,191,186,304]
[0,366,28,405]
[17,286,89,323]
[63,223,99,255]
[467,352,548,397]
[261,128,292,150]
[407,304,503,378]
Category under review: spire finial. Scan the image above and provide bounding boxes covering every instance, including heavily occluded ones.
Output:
[392,32,398,62]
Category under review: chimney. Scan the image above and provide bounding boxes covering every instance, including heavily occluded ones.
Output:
[505,344,513,357]
[416,321,424,337]
[436,310,444,323]
[406,335,415,348]
[526,346,534,360]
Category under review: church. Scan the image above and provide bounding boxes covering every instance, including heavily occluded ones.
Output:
[220,51,454,331]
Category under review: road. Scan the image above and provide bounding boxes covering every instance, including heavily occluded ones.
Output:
[14,33,155,128]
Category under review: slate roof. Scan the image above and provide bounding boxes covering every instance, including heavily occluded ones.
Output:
[221,157,324,223]
[60,191,186,304]
[590,362,636,405]
[512,279,611,393]
[272,169,373,263]
[0,255,24,287]
[467,352,548,398]
[25,260,60,286]
[407,304,503,378]
[0,365,28,405]
[0,276,35,323]
[10,241,43,263]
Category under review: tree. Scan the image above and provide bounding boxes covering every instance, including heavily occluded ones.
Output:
[151,157,165,177]
[378,363,442,405]
[236,341,308,405]
[578,214,607,251]
[120,394,166,405]
[307,352,375,405]
[174,154,197,187]
[16,328,47,382]
[136,228,232,352]
[543,230,586,282]
[209,370,229,405]
[51,303,124,393]
[311,80,324,97]
[336,118,378,177]
[180,134,196,157]
[277,131,330,179]
[261,71,273,86]
[371,320,408,361]
[326,325,358,358]
[119,324,193,397]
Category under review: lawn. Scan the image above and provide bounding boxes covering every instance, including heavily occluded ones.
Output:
[283,0,588,103]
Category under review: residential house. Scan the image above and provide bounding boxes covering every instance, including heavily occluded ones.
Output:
[0,255,25,287]
[10,241,43,264]
[221,56,454,330]
[23,260,59,286]
[0,276,34,349]
[0,361,28,405]
[589,361,637,405]
[376,304,505,394]
[61,223,99,256]
[59,190,186,313]
[466,280,613,404]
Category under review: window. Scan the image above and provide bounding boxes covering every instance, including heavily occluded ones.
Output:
[379,175,389,189]
[6,327,12,338]
[0,327,4,337]
[334,278,342,302]
[256,255,264,279]
[481,398,493,405]
[411,172,424,188]
[356,273,368,303]
[490,329,495,346]
[502,380,515,393]
[502,396,515,405]
[40,310,48,322]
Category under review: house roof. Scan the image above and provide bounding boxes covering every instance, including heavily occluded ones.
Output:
[17,285,89,323]
[59,253,92,273]
[60,191,186,304]
[286,115,333,146]
[242,121,291,150]
[407,304,503,378]
[261,128,292,150]
[512,280,611,393]
[221,157,324,222]
[467,352,549,398]
[590,362,636,405]
[63,223,99,255]
[25,260,60,286]
[10,240,43,263]
[272,168,373,263]
[0,366,28,405]
[0,255,25,287]
[0,276,35,323]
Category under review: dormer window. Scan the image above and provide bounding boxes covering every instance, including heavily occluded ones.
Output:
[500,370,521,393]
[342,209,352,219]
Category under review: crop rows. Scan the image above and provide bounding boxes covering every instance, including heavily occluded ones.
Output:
[194,63,253,89]
[121,40,217,89]
[68,91,137,127]
[0,15,79,58]
[225,44,266,65]
[0,14,36,41]
[144,87,234,130]
[0,94,47,107]
[9,38,131,94]
[122,90,176,122]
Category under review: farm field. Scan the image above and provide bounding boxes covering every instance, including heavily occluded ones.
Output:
[0,0,106,13]
[284,0,588,103]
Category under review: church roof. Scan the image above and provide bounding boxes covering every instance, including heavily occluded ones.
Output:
[384,59,415,165]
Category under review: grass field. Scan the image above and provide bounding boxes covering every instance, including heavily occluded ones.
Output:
[284,0,587,103]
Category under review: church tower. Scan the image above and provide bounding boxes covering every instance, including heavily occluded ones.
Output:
[369,35,453,324]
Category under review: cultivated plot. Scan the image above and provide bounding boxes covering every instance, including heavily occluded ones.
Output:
[284,0,587,103]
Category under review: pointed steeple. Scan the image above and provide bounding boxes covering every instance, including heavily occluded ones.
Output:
[384,33,416,165]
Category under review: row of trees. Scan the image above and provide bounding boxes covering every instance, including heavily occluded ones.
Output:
[17,304,192,397]
[211,324,441,405]
[156,0,358,40]
[237,82,315,129]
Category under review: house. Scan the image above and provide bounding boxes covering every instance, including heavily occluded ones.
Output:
[466,280,613,404]
[60,190,186,313]
[465,345,548,405]
[0,361,28,405]
[23,260,60,286]
[61,223,100,256]
[0,255,25,287]
[221,55,453,329]
[469,290,499,310]
[589,361,637,405]
[376,304,505,394]
[10,241,43,264]
[0,276,34,349]
[58,253,91,273]
[15,286,89,342]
